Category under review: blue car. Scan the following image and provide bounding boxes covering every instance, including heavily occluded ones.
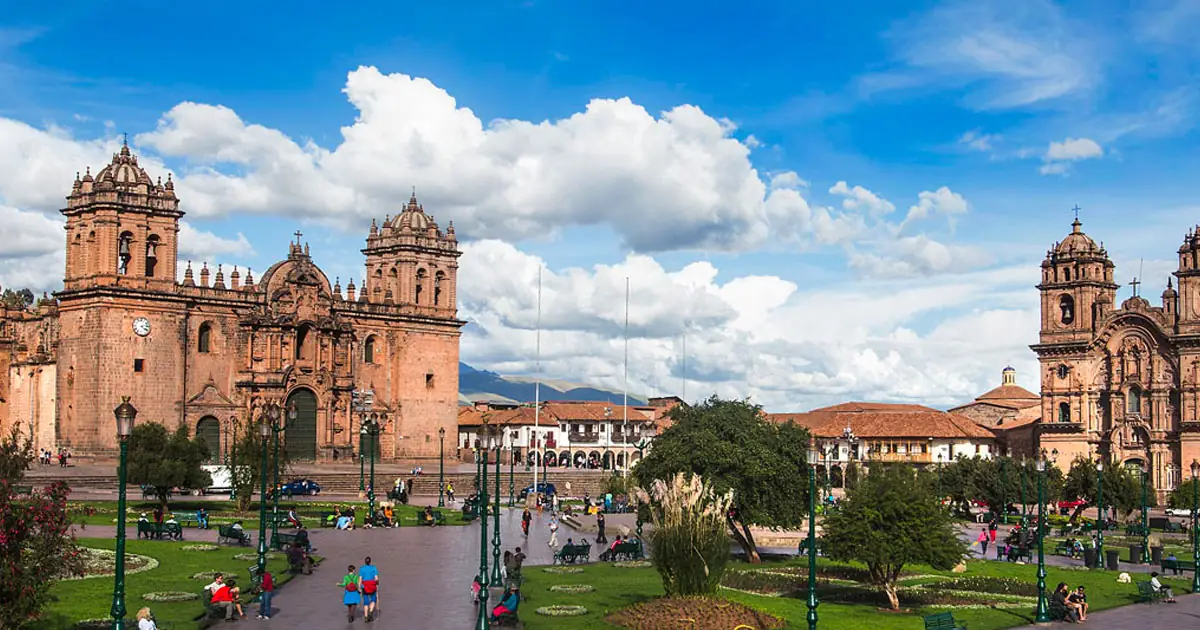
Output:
[277,479,321,496]
[517,482,557,500]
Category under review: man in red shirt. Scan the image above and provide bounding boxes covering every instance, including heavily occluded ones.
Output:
[210,581,236,621]
[256,568,275,619]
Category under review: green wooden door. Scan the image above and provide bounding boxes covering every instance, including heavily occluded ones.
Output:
[285,389,318,461]
[196,416,221,463]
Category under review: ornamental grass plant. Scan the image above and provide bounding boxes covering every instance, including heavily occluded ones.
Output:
[643,472,733,596]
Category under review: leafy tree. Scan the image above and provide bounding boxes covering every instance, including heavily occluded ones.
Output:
[0,288,34,310]
[126,423,212,508]
[0,426,83,628]
[633,396,809,563]
[1061,457,1154,519]
[844,460,860,491]
[938,456,1064,517]
[823,463,967,610]
[227,420,292,512]
[1169,479,1200,512]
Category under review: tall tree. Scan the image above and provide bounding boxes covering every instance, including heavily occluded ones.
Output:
[0,288,34,310]
[633,396,809,563]
[226,420,291,512]
[823,463,967,610]
[0,426,83,628]
[126,423,212,508]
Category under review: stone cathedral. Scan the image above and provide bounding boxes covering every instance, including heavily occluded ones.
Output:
[0,143,464,462]
[1034,217,1200,496]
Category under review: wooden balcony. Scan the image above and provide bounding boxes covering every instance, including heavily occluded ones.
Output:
[567,432,600,444]
[864,452,933,464]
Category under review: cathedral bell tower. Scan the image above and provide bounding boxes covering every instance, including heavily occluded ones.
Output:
[360,192,459,314]
[1037,218,1118,345]
[61,140,182,292]
[1173,227,1200,335]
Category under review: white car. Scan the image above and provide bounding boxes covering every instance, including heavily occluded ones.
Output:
[1166,508,1193,517]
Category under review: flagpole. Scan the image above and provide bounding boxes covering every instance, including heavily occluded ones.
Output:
[533,265,542,495]
[623,276,629,478]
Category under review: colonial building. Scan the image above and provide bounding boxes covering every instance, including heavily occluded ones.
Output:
[457,399,672,470]
[1032,218,1200,493]
[950,366,1041,457]
[769,402,997,486]
[0,143,463,462]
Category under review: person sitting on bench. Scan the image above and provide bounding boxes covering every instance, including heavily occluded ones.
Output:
[421,506,436,526]
[197,507,209,529]
[1151,572,1178,603]
[1050,583,1080,623]
[490,587,519,621]
[1068,586,1088,621]
[287,509,302,529]
[209,577,237,621]
[296,528,312,553]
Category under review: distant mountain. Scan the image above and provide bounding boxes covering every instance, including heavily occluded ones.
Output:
[458,362,647,406]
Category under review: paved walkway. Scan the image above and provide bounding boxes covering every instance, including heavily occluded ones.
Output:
[76,504,582,628]
[1009,593,1200,628]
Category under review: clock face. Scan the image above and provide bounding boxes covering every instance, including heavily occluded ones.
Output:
[133,317,151,337]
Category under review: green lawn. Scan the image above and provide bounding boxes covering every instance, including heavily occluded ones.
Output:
[66,499,473,530]
[517,557,1194,629]
[41,538,320,630]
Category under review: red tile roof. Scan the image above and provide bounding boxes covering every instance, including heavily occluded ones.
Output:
[457,401,654,427]
[973,384,1040,409]
[769,402,997,440]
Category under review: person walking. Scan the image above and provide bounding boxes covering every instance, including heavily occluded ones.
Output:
[447,482,455,503]
[256,567,274,619]
[521,508,532,537]
[976,529,989,557]
[360,556,380,622]
[596,511,607,543]
[340,564,362,622]
[547,516,559,548]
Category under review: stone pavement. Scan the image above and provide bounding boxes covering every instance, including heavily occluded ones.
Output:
[1009,593,1200,628]
[75,503,583,628]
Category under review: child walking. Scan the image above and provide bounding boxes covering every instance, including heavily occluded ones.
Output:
[340,564,362,622]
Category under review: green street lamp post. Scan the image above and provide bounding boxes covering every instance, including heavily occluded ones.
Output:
[1141,466,1150,558]
[438,427,446,507]
[358,442,366,493]
[1095,459,1104,568]
[1034,452,1049,623]
[256,419,271,577]
[110,397,137,630]
[230,419,239,501]
[269,404,295,543]
[476,426,492,630]
[509,447,518,507]
[806,444,819,630]
[635,439,649,539]
[491,430,503,586]
[1191,460,1199,593]
[361,413,384,522]
[1000,456,1008,525]
[1020,457,1028,524]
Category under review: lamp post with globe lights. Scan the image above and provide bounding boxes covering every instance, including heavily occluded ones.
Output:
[475,417,493,630]
[1191,460,1200,593]
[1034,450,1050,623]
[491,426,503,586]
[109,397,137,630]
[805,442,819,630]
[1095,458,1105,567]
[438,427,446,507]
[257,419,271,577]
[269,404,296,542]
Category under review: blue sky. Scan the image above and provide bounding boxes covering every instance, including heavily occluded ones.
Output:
[2,0,1198,410]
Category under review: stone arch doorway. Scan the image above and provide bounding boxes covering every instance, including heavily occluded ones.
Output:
[196,416,221,463]
[285,388,318,461]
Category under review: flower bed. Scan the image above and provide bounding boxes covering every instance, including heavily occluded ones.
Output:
[549,584,595,593]
[142,591,199,602]
[181,544,219,551]
[61,548,159,581]
[543,566,584,574]
[921,576,1038,597]
[612,560,652,568]
[192,571,238,580]
[606,597,784,629]
[234,552,279,561]
[536,604,589,617]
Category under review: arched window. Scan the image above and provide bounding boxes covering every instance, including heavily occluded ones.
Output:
[1064,267,1071,281]
[364,336,376,364]
[434,271,444,306]
[117,231,133,275]
[1127,386,1142,414]
[1058,402,1071,423]
[198,322,212,353]
[1059,295,1075,324]
[145,234,160,277]
[296,324,312,361]
[415,269,427,304]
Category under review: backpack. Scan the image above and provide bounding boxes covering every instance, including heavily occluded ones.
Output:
[345,579,358,592]
[362,579,377,595]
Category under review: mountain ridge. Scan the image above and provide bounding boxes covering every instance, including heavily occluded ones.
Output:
[458,362,648,406]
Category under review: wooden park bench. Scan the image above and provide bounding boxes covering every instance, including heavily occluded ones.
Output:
[218,524,251,546]
[554,543,591,565]
[270,531,300,552]
[12,484,32,495]
[1162,557,1197,575]
[1125,524,1150,537]
[1053,541,1075,556]
[1163,521,1184,534]
[312,511,338,528]
[1135,580,1167,604]
[172,511,199,527]
[136,521,183,540]
[266,511,294,529]
[1005,545,1032,562]
[607,540,644,561]
[797,536,823,556]
[922,611,966,629]
[415,508,445,526]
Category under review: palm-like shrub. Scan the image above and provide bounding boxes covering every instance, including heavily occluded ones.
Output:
[642,472,733,596]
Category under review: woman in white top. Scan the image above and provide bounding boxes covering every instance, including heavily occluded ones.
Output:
[135,607,157,630]
[1149,572,1177,603]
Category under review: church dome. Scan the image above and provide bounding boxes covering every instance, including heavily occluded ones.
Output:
[94,142,153,189]
[1054,218,1102,255]
[389,192,439,233]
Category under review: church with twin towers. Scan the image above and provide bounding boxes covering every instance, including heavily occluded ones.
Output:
[1034,213,1200,496]
[0,143,464,463]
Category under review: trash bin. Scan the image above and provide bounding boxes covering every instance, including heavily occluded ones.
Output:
[1151,546,1164,566]
[1082,548,1097,568]
[1130,545,1144,564]
[1106,549,1121,570]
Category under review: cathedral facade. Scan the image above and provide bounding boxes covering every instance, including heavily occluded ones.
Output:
[0,144,463,462]
[1034,218,1200,495]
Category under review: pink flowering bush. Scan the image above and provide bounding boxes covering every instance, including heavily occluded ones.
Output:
[0,426,83,628]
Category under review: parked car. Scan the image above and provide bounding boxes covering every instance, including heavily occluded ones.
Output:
[1166,507,1193,517]
[201,465,233,494]
[277,479,321,496]
[517,482,557,500]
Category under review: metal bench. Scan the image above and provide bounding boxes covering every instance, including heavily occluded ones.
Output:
[602,540,644,561]
[218,524,251,546]
[922,611,966,629]
[270,531,300,551]
[553,543,591,564]
[1135,580,1166,604]
[12,484,33,495]
[172,511,199,527]
[265,511,294,528]
[1162,558,1196,575]
[415,508,445,526]
[136,521,183,540]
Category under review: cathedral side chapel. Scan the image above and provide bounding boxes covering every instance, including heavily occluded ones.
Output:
[0,143,464,462]
[1034,217,1200,498]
